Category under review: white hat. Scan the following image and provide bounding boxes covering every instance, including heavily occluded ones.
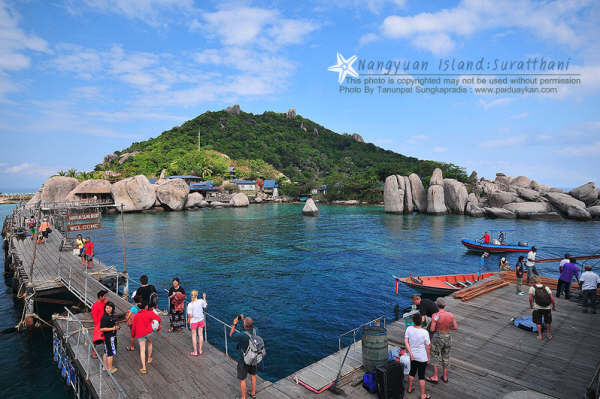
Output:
[501,257,506,262]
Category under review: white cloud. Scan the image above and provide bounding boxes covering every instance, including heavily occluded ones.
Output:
[411,33,454,55]
[478,97,514,110]
[510,112,528,120]
[406,134,427,144]
[358,33,379,47]
[558,142,600,157]
[432,146,447,153]
[78,0,194,27]
[0,162,57,176]
[479,135,526,148]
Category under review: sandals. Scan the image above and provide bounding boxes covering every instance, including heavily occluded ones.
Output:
[125,346,135,351]
[442,377,448,383]
[249,394,256,399]
[109,368,118,374]
[147,358,153,364]
[140,368,147,374]
[425,377,439,384]
[190,352,198,357]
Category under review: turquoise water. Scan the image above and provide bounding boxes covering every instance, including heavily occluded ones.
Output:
[1,203,599,396]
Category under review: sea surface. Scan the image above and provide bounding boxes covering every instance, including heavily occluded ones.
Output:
[1,203,598,398]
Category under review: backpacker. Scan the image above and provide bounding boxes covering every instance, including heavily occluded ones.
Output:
[243,330,266,367]
[148,291,159,309]
[534,285,551,307]
[375,360,404,399]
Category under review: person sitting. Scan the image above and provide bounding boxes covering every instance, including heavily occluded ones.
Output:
[498,232,506,245]
[480,232,490,244]
[499,257,511,271]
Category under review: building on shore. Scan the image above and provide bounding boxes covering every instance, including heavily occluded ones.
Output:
[167,175,204,185]
[190,181,221,198]
[263,180,279,197]
[232,179,257,192]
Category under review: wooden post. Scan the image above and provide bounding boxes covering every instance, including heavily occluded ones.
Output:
[120,204,129,300]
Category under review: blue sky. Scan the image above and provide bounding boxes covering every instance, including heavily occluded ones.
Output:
[1,0,599,192]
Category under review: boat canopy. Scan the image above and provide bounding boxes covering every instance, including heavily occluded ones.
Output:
[490,229,515,232]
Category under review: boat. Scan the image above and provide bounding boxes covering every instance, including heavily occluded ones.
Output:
[461,229,531,253]
[394,272,498,296]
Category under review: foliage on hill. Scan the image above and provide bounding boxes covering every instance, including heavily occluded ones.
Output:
[95,109,468,200]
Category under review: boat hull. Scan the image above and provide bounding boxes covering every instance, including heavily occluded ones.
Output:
[394,272,498,296]
[461,239,530,253]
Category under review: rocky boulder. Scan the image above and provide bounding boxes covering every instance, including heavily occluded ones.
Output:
[544,192,586,217]
[427,185,447,215]
[503,202,553,218]
[587,206,600,219]
[40,176,79,203]
[484,207,516,219]
[566,205,591,221]
[118,151,142,165]
[467,193,479,207]
[408,173,427,212]
[65,179,112,202]
[510,176,531,187]
[225,104,241,115]
[466,202,485,217]
[402,176,413,213]
[302,198,320,216]
[384,175,404,214]
[488,191,519,208]
[155,179,190,211]
[111,175,156,212]
[351,133,364,143]
[443,179,468,214]
[430,168,443,186]
[230,192,249,207]
[185,192,205,209]
[104,153,118,163]
[569,182,598,205]
[515,187,540,201]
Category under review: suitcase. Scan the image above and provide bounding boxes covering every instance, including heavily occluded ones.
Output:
[376,361,404,399]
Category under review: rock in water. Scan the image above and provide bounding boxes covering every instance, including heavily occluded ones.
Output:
[483,207,516,219]
[302,198,320,216]
[503,202,553,218]
[230,192,249,207]
[427,185,447,215]
[65,179,112,202]
[430,168,443,186]
[566,205,592,221]
[515,187,540,201]
[408,173,427,212]
[403,176,413,213]
[34,176,79,204]
[111,175,156,212]
[488,191,519,208]
[443,178,468,214]
[544,192,590,220]
[466,202,485,217]
[587,206,600,219]
[384,175,404,214]
[185,192,205,209]
[569,182,598,205]
[467,193,479,207]
[156,179,190,211]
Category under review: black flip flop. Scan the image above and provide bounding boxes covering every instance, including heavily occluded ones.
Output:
[425,377,439,384]
[442,377,448,383]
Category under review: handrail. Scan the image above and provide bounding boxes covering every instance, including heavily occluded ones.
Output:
[62,307,128,398]
[337,315,386,369]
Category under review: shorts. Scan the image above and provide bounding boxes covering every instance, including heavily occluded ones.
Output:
[432,332,452,368]
[104,336,117,357]
[42,230,49,238]
[190,320,205,329]
[409,360,427,380]
[85,254,94,261]
[532,309,552,325]
[79,248,84,256]
[136,332,154,343]
[30,228,35,235]
[237,360,257,380]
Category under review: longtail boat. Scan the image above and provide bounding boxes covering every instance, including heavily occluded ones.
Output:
[461,229,531,253]
[394,272,498,296]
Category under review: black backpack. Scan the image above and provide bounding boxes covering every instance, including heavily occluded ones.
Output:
[534,285,551,307]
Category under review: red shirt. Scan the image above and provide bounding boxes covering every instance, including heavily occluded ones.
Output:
[131,309,162,338]
[84,241,94,255]
[91,299,105,325]
[483,233,490,243]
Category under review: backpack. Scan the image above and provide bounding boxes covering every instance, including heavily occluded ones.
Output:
[149,290,159,309]
[243,329,266,366]
[534,285,551,307]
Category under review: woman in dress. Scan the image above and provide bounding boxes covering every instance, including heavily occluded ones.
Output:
[168,277,186,332]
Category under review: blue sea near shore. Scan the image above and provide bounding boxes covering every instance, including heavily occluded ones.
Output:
[1,203,599,397]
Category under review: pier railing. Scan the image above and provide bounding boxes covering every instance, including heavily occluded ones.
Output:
[337,315,386,369]
[59,307,127,399]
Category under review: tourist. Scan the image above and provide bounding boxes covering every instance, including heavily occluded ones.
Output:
[100,301,119,374]
[556,258,579,299]
[427,298,458,384]
[91,290,108,359]
[168,277,186,332]
[84,236,94,268]
[229,314,258,399]
[76,234,85,266]
[187,290,207,356]
[405,312,431,399]
[529,275,556,341]
[579,265,599,314]
[411,294,438,331]
[479,252,489,275]
[28,216,35,240]
[498,232,505,245]
[526,246,539,284]
[132,300,162,374]
[136,275,157,307]
[39,217,51,244]
[125,295,142,351]
[499,257,511,271]
[559,253,571,272]
[515,256,525,295]
[480,232,490,244]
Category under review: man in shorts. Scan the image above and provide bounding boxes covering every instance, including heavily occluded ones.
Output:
[427,297,458,384]
[529,275,556,341]
[229,314,257,399]
[84,237,94,269]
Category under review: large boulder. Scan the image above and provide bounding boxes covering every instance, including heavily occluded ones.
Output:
[430,168,443,186]
[483,207,516,219]
[185,192,205,209]
[488,191,519,208]
[111,175,156,212]
[427,185,447,215]
[476,180,501,196]
[65,179,112,202]
[443,179,468,214]
[230,192,249,207]
[510,175,531,187]
[384,175,404,214]
[587,206,600,219]
[503,202,553,218]
[544,192,587,217]
[408,173,427,212]
[302,198,320,216]
[566,205,592,221]
[467,193,479,207]
[156,179,190,211]
[569,182,598,205]
[466,202,485,217]
[515,187,540,201]
[402,176,413,214]
[26,189,42,208]
[40,176,79,203]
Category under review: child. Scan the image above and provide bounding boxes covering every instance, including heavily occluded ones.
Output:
[125,295,142,351]
[132,301,162,374]
[76,234,85,266]
[28,217,36,240]
[187,290,207,356]
[99,301,119,374]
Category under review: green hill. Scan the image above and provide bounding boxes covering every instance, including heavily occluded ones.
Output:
[95,108,467,201]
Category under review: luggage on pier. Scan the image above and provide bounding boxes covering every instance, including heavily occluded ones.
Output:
[362,371,377,393]
[375,360,404,399]
[512,316,544,332]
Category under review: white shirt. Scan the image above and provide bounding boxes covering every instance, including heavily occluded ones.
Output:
[580,271,600,291]
[187,299,207,323]
[559,259,569,269]
[399,353,411,375]
[405,326,430,362]
[526,251,536,267]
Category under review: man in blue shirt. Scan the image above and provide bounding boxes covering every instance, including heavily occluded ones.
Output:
[229,315,257,399]
[556,258,579,300]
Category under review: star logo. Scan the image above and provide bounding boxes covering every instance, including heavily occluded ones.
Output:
[328,52,358,84]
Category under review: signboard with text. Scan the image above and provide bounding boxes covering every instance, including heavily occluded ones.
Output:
[67,212,101,222]
[67,222,102,232]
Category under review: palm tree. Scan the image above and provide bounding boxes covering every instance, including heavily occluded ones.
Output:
[66,168,78,178]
